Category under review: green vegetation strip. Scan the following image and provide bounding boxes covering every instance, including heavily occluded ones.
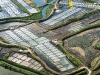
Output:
[0,58,46,75]
[93,69,100,75]
[94,44,100,50]
[0,42,25,49]
[91,56,100,68]
[23,12,42,20]
[57,45,83,67]
[74,70,87,75]
[92,63,100,75]
[46,3,55,17]
[11,0,30,14]
[68,69,86,75]
[0,37,9,44]
[62,23,100,41]
[93,63,100,71]
[49,9,100,30]
[0,19,29,25]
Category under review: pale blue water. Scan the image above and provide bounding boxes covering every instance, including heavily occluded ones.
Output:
[92,0,100,2]
[32,0,45,7]
[42,0,56,18]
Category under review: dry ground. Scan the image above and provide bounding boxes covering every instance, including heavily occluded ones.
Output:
[64,28,100,66]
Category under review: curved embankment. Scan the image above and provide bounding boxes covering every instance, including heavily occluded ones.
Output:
[0,40,60,75]
[91,60,100,75]
[92,60,100,71]
[0,38,93,75]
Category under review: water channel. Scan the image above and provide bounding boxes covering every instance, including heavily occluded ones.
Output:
[41,0,56,18]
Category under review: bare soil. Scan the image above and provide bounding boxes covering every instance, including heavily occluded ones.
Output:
[70,47,85,57]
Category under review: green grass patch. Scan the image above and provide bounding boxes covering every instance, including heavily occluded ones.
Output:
[23,12,42,20]
[91,56,100,68]
[46,3,55,17]
[94,44,100,50]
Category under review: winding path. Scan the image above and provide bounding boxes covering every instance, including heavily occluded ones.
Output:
[81,67,91,75]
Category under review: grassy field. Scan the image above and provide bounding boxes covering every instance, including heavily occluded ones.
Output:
[0,66,24,75]
[64,28,100,67]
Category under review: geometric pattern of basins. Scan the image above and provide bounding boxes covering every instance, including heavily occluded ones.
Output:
[8,53,43,71]
[0,27,74,71]
[40,8,82,26]
[0,0,28,19]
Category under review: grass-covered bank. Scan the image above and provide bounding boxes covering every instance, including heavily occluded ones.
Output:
[46,3,55,17]
[92,60,100,75]
[62,23,100,42]
[94,44,100,50]
[23,12,42,20]
[91,56,100,69]
[68,69,87,75]
[0,37,9,44]
[0,58,46,75]
[0,66,24,75]
[57,45,84,67]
